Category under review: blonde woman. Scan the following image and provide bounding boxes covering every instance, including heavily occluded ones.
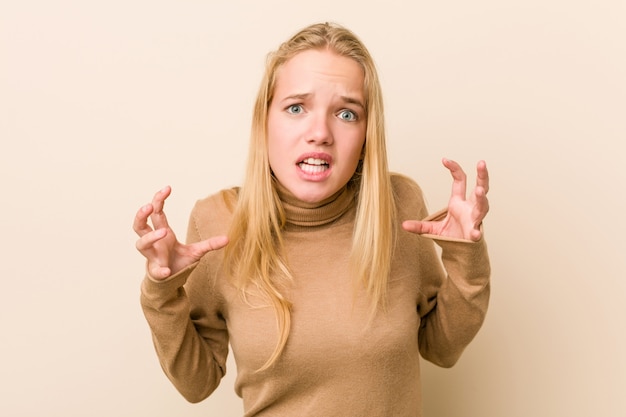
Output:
[135,22,490,417]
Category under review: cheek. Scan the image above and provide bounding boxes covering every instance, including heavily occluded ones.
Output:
[351,144,365,168]
[267,134,291,176]
[346,130,366,163]
[267,111,292,146]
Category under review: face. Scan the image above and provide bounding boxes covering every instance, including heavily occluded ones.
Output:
[267,48,366,203]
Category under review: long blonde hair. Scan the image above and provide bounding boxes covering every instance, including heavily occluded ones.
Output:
[224,22,396,371]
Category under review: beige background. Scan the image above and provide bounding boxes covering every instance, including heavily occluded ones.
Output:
[2,0,625,416]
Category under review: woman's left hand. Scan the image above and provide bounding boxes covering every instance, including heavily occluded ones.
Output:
[402,158,490,241]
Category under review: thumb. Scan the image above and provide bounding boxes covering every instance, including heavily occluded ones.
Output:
[402,220,434,235]
[193,235,229,256]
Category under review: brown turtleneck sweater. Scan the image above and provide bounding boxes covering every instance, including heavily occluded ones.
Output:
[140,173,491,417]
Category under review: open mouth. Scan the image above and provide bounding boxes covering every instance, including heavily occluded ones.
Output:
[298,157,329,174]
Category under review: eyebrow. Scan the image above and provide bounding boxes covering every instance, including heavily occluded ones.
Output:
[280,93,365,110]
[340,95,365,111]
[281,93,312,102]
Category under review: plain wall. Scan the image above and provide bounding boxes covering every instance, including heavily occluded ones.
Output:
[2,0,624,416]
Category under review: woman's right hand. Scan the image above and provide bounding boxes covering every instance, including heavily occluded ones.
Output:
[133,186,229,280]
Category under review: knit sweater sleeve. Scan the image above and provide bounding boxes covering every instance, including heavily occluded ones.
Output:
[140,196,230,402]
[392,174,491,368]
[417,226,491,367]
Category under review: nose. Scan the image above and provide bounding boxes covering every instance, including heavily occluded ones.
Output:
[305,114,333,145]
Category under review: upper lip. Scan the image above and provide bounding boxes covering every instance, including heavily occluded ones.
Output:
[296,152,332,165]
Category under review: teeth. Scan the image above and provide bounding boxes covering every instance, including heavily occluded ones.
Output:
[299,163,328,173]
[302,158,327,166]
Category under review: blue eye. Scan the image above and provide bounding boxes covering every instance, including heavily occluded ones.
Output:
[338,109,357,121]
[287,104,303,114]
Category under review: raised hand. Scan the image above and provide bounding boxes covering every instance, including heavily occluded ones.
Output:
[402,159,489,241]
[133,186,229,280]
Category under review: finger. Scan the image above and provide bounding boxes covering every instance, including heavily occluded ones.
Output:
[472,185,490,223]
[202,235,229,252]
[149,186,172,230]
[148,264,172,281]
[472,159,490,222]
[402,220,436,235]
[188,235,230,258]
[442,158,468,201]
[135,228,167,253]
[476,160,490,195]
[469,227,483,242]
[133,204,154,237]
[136,229,174,278]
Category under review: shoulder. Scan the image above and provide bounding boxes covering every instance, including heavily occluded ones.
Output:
[192,187,239,215]
[390,172,425,201]
[390,172,422,193]
[188,187,240,239]
[389,172,429,218]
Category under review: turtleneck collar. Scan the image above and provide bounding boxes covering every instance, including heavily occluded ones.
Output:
[274,179,357,228]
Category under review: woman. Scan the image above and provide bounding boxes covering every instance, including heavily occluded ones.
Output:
[135,22,490,417]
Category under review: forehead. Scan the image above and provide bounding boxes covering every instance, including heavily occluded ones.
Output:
[273,49,365,96]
